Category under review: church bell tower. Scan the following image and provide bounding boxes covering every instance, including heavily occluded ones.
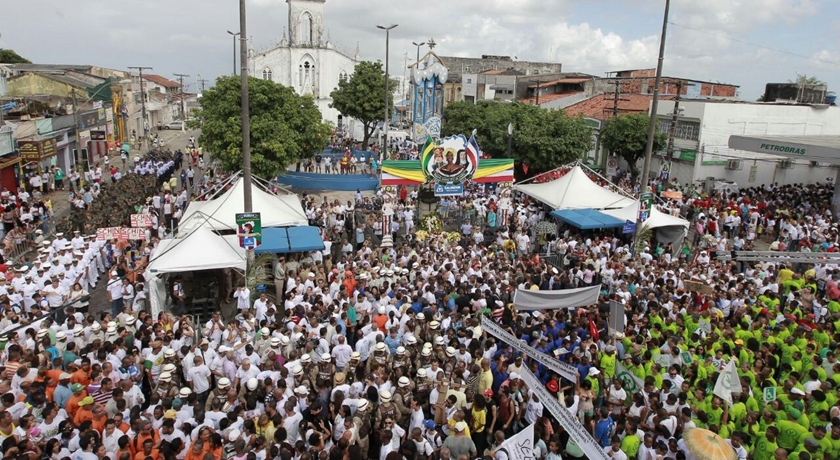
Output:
[287,0,325,47]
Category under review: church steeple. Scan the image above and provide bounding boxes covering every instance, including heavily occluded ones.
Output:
[354,42,361,61]
[287,0,325,47]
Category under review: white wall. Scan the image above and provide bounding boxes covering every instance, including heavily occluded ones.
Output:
[653,100,840,186]
[252,46,356,125]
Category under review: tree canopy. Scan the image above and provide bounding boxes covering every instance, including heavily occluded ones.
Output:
[789,74,825,86]
[600,113,667,180]
[330,61,396,150]
[193,75,330,178]
[0,49,31,64]
[441,100,592,178]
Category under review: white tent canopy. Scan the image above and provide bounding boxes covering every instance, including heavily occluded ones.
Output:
[601,204,690,231]
[513,166,636,210]
[180,178,308,231]
[147,227,246,273]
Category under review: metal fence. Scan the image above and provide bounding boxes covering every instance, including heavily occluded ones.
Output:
[3,220,56,263]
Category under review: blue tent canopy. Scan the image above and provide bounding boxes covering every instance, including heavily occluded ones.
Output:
[550,208,625,230]
[255,226,325,255]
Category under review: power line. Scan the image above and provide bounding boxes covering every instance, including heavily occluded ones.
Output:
[668,21,840,67]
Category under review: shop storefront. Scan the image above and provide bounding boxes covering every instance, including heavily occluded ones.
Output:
[18,137,60,191]
[0,127,21,194]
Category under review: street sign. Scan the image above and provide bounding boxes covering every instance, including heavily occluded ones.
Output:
[236,212,262,250]
[622,220,636,234]
[763,387,776,404]
[638,192,654,223]
[659,160,671,180]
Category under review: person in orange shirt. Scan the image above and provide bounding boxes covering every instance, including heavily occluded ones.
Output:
[342,270,356,295]
[131,420,160,456]
[90,404,107,433]
[183,438,205,460]
[71,359,92,387]
[373,307,388,333]
[65,384,87,419]
[134,438,159,460]
[73,396,95,426]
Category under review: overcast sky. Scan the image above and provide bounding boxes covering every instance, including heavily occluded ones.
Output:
[2,0,837,100]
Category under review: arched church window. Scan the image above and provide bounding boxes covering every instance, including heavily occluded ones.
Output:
[339,71,348,82]
[262,68,273,81]
[300,12,313,45]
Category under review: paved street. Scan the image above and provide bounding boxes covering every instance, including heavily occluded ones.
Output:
[81,128,200,318]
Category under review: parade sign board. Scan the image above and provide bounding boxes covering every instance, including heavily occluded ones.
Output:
[130,214,153,228]
[638,192,653,222]
[481,317,578,383]
[520,368,610,460]
[96,227,145,240]
[236,212,262,250]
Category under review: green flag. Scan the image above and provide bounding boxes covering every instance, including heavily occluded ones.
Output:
[616,361,645,395]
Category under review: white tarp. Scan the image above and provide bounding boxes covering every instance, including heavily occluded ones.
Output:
[513,166,636,210]
[513,285,600,310]
[601,204,689,231]
[180,178,308,231]
[147,228,246,273]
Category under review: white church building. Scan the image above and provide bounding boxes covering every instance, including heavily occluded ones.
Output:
[250,0,359,125]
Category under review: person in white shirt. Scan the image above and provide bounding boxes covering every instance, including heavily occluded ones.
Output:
[233,283,251,312]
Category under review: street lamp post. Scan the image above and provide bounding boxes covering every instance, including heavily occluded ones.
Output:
[377,24,398,154]
[411,41,425,136]
[227,30,241,76]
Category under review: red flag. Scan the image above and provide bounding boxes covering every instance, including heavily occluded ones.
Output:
[589,316,599,342]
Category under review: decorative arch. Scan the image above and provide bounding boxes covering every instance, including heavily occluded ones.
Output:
[298,54,316,92]
[299,11,313,45]
[262,67,273,81]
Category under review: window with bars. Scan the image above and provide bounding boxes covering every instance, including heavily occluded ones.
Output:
[657,119,700,141]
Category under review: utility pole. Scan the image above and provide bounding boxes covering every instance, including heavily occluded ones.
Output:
[129,66,153,151]
[411,41,425,137]
[640,0,670,193]
[197,78,208,94]
[612,78,621,118]
[239,0,252,213]
[70,89,83,170]
[665,80,683,164]
[174,73,189,129]
[535,79,542,106]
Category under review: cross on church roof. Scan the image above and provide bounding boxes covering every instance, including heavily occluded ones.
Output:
[428,38,436,50]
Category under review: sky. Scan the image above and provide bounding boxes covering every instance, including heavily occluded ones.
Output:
[1,0,838,100]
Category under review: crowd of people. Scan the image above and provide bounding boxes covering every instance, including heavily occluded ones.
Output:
[3,147,840,460]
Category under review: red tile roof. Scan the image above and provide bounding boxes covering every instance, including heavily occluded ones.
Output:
[518,91,584,105]
[564,93,674,120]
[143,74,181,88]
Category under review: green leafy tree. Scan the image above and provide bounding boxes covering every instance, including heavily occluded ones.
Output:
[0,49,31,64]
[193,75,330,178]
[441,100,592,178]
[789,74,824,86]
[600,113,667,180]
[330,61,396,150]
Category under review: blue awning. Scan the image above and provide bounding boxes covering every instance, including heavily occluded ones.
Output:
[255,226,325,255]
[550,208,626,230]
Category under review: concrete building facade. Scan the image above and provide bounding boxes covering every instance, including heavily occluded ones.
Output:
[650,100,840,187]
[249,0,359,125]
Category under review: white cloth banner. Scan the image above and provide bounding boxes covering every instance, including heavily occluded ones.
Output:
[520,368,610,460]
[495,423,535,460]
[481,317,578,382]
[713,359,743,406]
[513,285,600,310]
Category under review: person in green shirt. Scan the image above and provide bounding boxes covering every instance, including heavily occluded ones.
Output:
[776,416,809,450]
[620,420,641,459]
[752,426,779,460]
